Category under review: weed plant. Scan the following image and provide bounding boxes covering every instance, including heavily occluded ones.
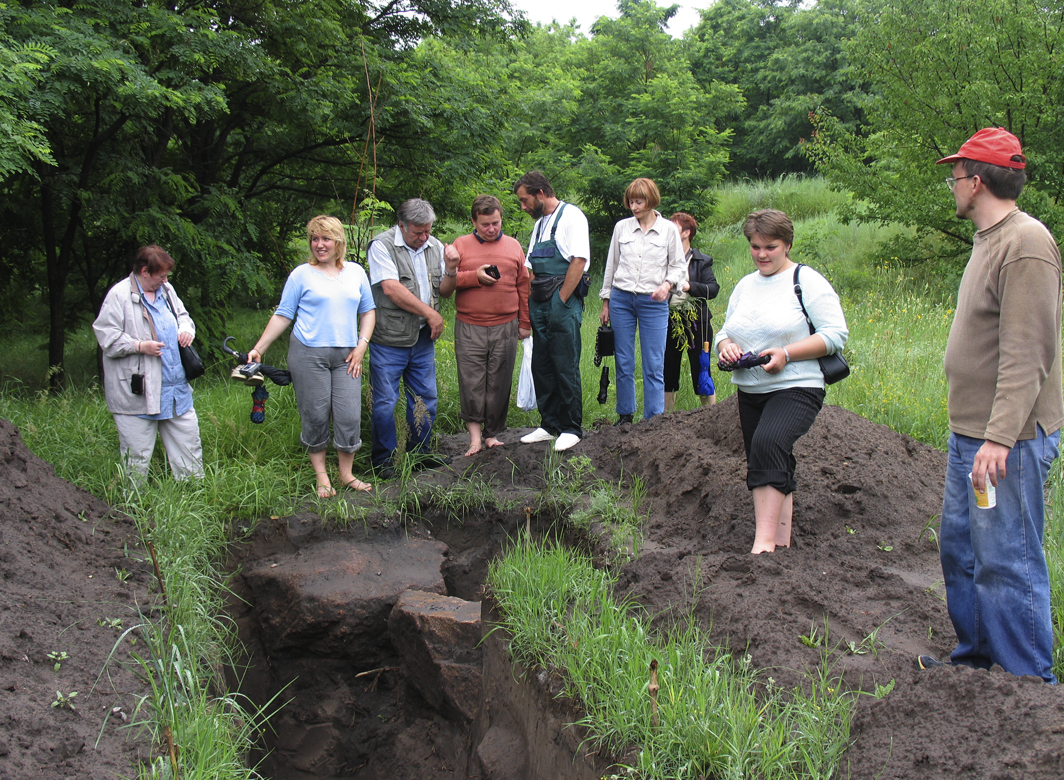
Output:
[489,540,854,779]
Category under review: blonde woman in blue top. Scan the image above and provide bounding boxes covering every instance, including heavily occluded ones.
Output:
[249,216,376,497]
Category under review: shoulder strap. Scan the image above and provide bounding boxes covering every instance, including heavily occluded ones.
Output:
[533,202,567,245]
[792,263,815,336]
[550,203,567,240]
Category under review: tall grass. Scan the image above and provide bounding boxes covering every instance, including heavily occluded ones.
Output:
[489,540,854,779]
[709,175,852,229]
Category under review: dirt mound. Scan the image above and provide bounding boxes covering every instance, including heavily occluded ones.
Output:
[0,419,154,779]
[4,395,1064,780]
[438,397,1064,780]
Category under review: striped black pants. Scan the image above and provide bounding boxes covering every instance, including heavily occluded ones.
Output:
[737,387,825,494]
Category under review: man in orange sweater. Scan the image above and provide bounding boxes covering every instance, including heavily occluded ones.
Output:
[441,195,532,456]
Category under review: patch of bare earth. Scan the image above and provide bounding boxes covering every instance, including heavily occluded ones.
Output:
[5,394,1064,779]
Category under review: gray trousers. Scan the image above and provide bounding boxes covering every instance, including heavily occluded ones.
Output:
[288,334,363,453]
[113,407,204,481]
[455,318,519,439]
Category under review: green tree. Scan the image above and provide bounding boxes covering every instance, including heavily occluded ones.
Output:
[689,0,869,177]
[0,0,521,386]
[807,0,1064,251]
[502,0,741,238]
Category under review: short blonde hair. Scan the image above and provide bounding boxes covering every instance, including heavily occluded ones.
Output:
[306,215,347,268]
[623,177,661,210]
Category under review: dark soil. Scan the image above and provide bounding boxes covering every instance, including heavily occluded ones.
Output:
[431,396,1064,780]
[0,419,154,779]
[3,394,1064,779]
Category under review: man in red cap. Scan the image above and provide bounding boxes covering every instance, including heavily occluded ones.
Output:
[918,128,1063,682]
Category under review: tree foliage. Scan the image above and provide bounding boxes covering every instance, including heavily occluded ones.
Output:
[0,0,522,384]
[807,0,1064,249]
[689,0,870,177]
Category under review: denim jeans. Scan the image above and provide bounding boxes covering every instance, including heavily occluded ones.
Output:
[368,327,437,466]
[940,428,1060,682]
[610,287,667,419]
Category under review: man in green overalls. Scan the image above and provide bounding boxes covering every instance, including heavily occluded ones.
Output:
[514,171,591,451]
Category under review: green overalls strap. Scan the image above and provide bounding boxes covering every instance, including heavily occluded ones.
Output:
[526,202,584,437]
[528,203,571,277]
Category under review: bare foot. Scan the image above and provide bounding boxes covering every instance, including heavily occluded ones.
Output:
[341,477,373,492]
[750,544,775,555]
[464,441,484,457]
[485,437,504,448]
[316,483,336,498]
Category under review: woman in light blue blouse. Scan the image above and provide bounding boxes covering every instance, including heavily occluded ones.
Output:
[249,216,376,496]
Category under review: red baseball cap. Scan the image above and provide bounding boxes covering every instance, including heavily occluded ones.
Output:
[936,127,1026,169]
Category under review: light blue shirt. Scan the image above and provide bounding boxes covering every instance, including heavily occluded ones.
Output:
[276,262,375,347]
[136,281,193,421]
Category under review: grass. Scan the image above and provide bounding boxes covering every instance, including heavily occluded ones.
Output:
[4,174,1064,774]
[489,540,854,780]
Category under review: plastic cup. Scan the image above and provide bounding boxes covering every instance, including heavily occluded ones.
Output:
[969,472,997,509]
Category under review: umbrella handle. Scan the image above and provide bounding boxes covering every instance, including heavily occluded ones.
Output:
[222,336,248,363]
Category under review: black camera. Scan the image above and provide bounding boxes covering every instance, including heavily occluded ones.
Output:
[130,373,145,395]
[485,265,501,280]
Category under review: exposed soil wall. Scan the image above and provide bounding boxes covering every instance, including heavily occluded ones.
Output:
[5,396,1064,780]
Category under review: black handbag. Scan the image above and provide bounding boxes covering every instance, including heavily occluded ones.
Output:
[793,264,849,385]
[594,325,615,367]
[164,291,205,380]
[178,343,206,380]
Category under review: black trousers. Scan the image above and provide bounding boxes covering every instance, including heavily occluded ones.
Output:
[737,387,825,494]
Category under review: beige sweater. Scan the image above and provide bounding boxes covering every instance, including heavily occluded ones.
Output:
[944,209,1064,447]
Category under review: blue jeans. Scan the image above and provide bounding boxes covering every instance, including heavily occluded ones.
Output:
[940,428,1060,682]
[610,288,667,419]
[368,328,437,466]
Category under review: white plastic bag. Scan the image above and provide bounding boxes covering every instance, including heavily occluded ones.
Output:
[516,336,537,411]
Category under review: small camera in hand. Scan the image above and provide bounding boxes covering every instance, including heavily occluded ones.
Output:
[130,373,145,395]
[485,265,501,280]
[717,352,771,372]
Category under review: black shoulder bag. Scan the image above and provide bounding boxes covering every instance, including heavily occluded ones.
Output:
[163,290,206,381]
[793,264,849,385]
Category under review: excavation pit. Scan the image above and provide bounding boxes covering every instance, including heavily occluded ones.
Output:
[4,404,1064,780]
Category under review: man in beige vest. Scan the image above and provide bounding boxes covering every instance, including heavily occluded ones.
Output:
[919,128,1063,682]
[367,198,450,479]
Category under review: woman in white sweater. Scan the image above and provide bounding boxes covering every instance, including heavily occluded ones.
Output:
[716,210,848,554]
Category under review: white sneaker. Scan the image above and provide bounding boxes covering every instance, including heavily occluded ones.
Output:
[521,428,555,444]
[554,433,580,451]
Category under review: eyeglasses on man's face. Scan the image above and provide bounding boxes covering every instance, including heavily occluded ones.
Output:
[945,175,976,192]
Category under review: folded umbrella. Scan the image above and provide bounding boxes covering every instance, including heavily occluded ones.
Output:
[698,341,715,397]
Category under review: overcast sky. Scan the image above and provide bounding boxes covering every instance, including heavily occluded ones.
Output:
[510,0,710,37]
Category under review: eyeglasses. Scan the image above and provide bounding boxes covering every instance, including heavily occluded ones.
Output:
[945,175,976,192]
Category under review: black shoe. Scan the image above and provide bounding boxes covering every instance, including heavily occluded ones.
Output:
[916,654,946,670]
[412,453,452,472]
[374,462,396,480]
[615,414,634,426]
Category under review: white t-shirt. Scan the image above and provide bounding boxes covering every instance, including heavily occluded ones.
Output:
[524,202,591,273]
[715,264,848,393]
